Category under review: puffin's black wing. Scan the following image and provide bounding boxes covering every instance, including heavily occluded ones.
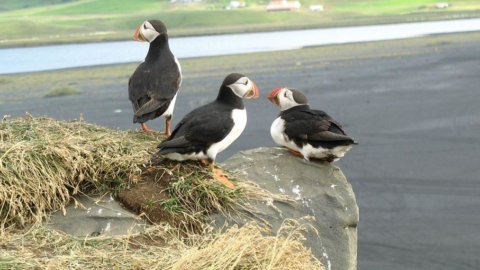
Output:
[283,109,355,148]
[308,109,348,134]
[158,103,233,154]
[128,57,181,122]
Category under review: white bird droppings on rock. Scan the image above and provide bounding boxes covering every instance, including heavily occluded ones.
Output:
[322,251,332,270]
[103,222,111,233]
[292,184,302,200]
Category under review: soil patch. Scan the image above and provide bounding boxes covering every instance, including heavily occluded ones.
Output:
[117,156,207,230]
[118,162,182,227]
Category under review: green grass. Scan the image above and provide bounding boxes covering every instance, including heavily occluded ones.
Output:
[0,0,76,11]
[0,0,479,47]
[44,85,80,98]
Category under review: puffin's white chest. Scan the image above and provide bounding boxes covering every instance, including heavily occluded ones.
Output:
[270,117,352,161]
[174,57,182,87]
[207,109,247,159]
[163,94,177,117]
[161,57,182,117]
[270,117,299,151]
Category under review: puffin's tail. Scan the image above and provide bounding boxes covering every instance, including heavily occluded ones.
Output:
[157,136,190,155]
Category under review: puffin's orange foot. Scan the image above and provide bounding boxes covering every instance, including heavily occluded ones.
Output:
[212,168,236,190]
[199,159,210,166]
[286,147,304,158]
[141,123,155,133]
[158,130,171,136]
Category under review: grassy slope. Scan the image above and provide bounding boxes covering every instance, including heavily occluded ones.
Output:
[0,0,479,47]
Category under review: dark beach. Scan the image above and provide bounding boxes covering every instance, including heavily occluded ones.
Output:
[2,32,480,270]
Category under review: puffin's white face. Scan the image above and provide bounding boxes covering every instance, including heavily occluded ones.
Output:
[227,76,260,99]
[268,87,307,110]
[133,21,160,43]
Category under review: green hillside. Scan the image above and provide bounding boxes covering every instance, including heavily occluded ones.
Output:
[0,0,479,47]
[0,0,75,11]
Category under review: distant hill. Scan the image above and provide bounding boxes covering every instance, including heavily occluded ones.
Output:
[1,0,479,47]
[0,0,76,11]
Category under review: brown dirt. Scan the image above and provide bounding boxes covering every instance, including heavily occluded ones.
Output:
[118,165,181,227]
[117,156,204,229]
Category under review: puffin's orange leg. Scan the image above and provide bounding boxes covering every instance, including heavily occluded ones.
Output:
[157,117,172,136]
[165,117,172,136]
[208,162,235,190]
[141,123,154,133]
[286,147,304,158]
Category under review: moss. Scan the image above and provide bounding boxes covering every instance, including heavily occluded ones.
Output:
[44,85,80,98]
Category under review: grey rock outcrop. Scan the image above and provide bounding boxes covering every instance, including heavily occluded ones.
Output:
[47,147,358,269]
[221,147,359,270]
[48,194,147,236]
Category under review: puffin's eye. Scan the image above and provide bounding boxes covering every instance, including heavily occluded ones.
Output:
[244,80,248,86]
[143,24,147,29]
[284,92,288,98]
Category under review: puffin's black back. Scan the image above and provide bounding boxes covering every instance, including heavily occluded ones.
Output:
[280,106,355,149]
[128,21,181,124]
[158,73,247,154]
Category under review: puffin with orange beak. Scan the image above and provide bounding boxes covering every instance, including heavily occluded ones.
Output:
[128,20,181,135]
[158,73,259,189]
[268,87,356,162]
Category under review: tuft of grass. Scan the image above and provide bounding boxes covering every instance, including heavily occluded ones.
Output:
[0,220,323,270]
[0,116,290,233]
[0,116,322,269]
[0,115,162,231]
[159,160,246,215]
[44,85,80,98]
[117,156,292,230]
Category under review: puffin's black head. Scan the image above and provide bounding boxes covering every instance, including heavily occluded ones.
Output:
[221,73,259,99]
[267,87,308,110]
[133,20,168,43]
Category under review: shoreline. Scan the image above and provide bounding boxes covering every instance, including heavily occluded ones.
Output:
[1,11,480,49]
[0,31,479,78]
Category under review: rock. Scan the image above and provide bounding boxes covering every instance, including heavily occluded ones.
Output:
[48,194,147,236]
[221,147,359,270]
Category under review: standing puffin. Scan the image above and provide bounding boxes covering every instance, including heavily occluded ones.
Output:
[158,73,259,189]
[128,20,181,135]
[268,87,356,162]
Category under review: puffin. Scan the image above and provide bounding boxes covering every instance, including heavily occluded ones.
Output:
[268,87,356,162]
[128,20,181,135]
[157,73,259,189]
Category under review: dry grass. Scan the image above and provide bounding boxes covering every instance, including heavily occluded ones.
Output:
[143,158,291,225]
[0,116,323,269]
[0,115,161,231]
[0,116,290,231]
[0,220,323,270]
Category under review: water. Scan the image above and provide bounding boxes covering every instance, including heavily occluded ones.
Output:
[1,18,480,74]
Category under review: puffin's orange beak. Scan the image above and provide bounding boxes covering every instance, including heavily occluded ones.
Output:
[133,26,145,41]
[268,87,283,106]
[244,81,260,99]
